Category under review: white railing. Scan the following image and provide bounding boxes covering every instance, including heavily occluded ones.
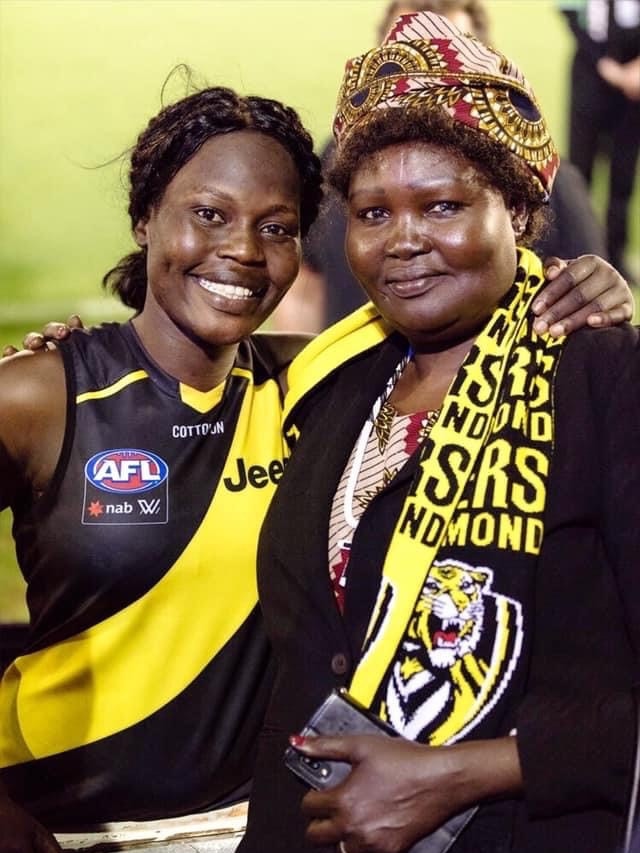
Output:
[55,802,246,852]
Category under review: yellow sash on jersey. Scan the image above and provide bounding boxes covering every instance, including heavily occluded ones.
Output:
[0,366,285,764]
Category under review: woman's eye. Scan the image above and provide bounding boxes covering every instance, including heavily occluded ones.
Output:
[195,208,223,222]
[358,207,388,221]
[429,201,462,214]
[261,222,292,237]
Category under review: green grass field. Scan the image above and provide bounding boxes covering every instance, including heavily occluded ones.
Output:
[1,0,639,621]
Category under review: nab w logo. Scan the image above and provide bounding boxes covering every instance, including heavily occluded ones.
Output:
[83,449,169,526]
[85,449,169,494]
[138,498,161,515]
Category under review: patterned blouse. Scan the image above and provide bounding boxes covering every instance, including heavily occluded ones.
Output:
[328,403,438,611]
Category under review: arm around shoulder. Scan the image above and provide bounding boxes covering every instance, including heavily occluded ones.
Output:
[0,349,67,510]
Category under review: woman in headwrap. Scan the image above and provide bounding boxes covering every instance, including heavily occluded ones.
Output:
[239,12,640,853]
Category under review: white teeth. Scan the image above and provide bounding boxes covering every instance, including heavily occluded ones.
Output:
[197,278,257,299]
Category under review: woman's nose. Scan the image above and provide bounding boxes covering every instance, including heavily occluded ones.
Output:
[386,214,431,258]
[216,223,265,265]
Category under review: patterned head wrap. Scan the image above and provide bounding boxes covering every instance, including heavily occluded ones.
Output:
[332,11,559,200]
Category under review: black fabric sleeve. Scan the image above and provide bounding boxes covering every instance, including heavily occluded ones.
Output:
[517,326,640,817]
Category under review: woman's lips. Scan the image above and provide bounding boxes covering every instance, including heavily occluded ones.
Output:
[385,272,446,298]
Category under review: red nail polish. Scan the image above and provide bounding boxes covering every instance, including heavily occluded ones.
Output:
[289,734,305,748]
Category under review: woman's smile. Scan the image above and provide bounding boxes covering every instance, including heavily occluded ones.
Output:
[196,278,266,300]
[192,274,268,302]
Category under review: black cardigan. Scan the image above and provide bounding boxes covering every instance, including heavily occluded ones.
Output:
[240,324,640,853]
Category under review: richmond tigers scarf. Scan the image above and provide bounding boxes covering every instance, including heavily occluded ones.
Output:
[285,249,565,739]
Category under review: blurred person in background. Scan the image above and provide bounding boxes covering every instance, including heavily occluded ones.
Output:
[271,0,613,334]
[559,0,640,283]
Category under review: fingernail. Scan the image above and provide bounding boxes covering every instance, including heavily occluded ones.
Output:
[532,299,546,314]
[289,734,306,748]
[588,315,603,326]
[533,318,548,334]
[549,323,565,338]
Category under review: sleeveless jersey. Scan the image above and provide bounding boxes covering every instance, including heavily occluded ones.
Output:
[0,322,288,827]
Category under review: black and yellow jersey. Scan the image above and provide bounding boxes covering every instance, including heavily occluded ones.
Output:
[0,322,290,827]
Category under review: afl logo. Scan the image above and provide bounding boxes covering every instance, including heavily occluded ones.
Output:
[85,449,169,494]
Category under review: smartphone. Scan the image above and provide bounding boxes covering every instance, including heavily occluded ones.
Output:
[284,688,477,853]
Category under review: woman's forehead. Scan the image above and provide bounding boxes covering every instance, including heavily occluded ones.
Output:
[350,141,479,189]
[167,131,300,197]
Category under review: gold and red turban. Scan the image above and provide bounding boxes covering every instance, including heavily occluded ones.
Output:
[333,11,559,200]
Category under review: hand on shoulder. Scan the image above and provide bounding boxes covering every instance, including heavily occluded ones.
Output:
[534,255,635,337]
[2,315,84,358]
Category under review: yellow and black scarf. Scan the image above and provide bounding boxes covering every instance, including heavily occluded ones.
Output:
[286,249,565,743]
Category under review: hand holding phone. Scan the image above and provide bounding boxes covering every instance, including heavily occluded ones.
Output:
[284,688,477,853]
